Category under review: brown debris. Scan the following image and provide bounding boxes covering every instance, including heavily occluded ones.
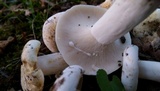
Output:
[0,36,15,55]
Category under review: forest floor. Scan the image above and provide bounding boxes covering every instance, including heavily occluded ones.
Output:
[0,0,160,91]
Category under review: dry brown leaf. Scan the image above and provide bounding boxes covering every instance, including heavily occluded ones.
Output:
[0,36,15,54]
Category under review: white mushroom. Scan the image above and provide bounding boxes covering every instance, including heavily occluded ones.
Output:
[121,44,160,90]
[42,12,64,52]
[20,2,160,90]
[49,65,84,91]
[21,40,44,91]
[121,45,139,91]
[56,5,131,75]
[138,60,160,82]
[37,53,68,75]
[42,1,114,53]
[91,0,160,45]
[41,0,159,74]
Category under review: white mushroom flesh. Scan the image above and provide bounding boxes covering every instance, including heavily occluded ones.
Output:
[49,65,84,91]
[121,45,139,91]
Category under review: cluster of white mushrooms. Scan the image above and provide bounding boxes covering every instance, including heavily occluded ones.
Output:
[21,0,160,91]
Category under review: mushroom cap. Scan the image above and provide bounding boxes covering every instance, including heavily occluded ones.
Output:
[56,5,131,75]
[42,12,65,52]
[21,40,41,66]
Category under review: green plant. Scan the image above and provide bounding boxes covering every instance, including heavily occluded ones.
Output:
[96,69,125,91]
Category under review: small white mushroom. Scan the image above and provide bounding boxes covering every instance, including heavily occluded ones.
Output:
[21,40,44,91]
[37,53,68,75]
[42,12,64,52]
[91,0,160,45]
[138,60,160,82]
[121,45,139,91]
[49,65,84,91]
[56,5,131,75]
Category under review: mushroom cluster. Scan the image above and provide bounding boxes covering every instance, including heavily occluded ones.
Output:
[21,0,160,91]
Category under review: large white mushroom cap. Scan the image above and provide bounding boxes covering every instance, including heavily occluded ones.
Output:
[56,5,131,75]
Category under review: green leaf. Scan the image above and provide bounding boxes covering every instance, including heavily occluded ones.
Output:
[96,69,112,91]
[110,76,125,91]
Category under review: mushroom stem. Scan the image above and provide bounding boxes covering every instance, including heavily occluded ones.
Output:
[49,65,84,91]
[42,12,64,52]
[138,60,160,82]
[37,53,68,75]
[91,0,160,45]
[21,40,44,91]
[121,45,139,91]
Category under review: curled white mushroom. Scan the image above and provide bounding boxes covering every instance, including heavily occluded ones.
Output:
[49,65,84,91]
[42,12,64,52]
[37,53,68,75]
[21,40,44,91]
[121,45,139,91]
[91,0,160,45]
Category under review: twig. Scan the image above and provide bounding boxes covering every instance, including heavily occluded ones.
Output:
[31,17,36,39]
[0,70,9,78]
[42,0,56,7]
[4,58,21,69]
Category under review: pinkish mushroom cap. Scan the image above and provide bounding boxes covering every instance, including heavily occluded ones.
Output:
[56,5,131,75]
